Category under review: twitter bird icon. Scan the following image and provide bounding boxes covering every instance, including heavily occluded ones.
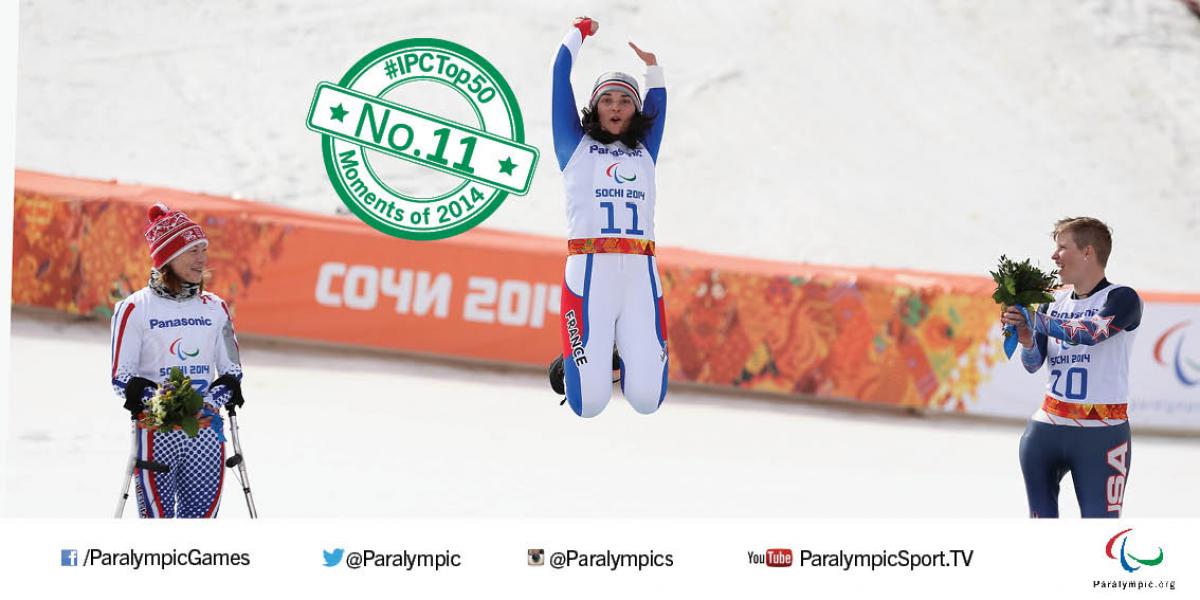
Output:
[323,548,345,567]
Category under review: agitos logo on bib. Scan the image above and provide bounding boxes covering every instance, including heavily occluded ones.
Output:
[306,38,539,240]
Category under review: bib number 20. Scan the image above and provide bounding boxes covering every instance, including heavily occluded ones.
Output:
[1050,367,1088,400]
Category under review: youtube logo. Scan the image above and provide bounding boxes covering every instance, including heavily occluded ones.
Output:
[766,548,793,568]
[749,548,794,567]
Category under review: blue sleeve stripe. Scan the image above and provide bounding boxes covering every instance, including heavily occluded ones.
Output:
[552,44,584,170]
[642,87,666,162]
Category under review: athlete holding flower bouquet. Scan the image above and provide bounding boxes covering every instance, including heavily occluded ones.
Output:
[111,204,245,518]
[1001,217,1143,518]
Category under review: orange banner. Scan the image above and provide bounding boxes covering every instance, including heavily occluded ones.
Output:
[24,169,1191,412]
[12,170,564,365]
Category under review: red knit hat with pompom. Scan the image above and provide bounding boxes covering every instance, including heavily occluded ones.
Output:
[144,203,207,269]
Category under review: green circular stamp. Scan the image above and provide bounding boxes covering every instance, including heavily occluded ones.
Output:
[306,38,538,240]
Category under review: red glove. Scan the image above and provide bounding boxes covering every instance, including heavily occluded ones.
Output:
[574,17,596,40]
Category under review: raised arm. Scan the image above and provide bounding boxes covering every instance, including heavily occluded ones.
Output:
[552,19,595,170]
[630,42,666,163]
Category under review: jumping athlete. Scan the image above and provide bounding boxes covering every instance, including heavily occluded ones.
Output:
[1002,217,1141,518]
[111,204,244,518]
[552,16,668,417]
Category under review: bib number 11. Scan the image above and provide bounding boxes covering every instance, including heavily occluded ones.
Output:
[600,201,645,236]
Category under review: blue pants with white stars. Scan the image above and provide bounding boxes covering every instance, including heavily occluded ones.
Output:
[134,426,225,518]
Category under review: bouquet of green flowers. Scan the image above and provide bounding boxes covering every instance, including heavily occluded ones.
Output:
[139,367,206,437]
[989,255,1058,358]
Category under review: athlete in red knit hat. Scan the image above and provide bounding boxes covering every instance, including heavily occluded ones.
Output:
[110,203,245,518]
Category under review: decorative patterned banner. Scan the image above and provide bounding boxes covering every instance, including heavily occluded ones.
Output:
[12,170,1199,430]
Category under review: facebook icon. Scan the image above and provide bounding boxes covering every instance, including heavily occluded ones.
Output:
[61,549,78,566]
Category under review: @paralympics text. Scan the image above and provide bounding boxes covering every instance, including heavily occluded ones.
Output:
[797,549,975,571]
[342,549,462,571]
[65,548,250,570]
[547,549,674,571]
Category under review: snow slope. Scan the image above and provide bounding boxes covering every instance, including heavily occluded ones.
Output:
[6,311,1199,517]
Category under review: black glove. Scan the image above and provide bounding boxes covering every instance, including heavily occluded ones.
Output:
[123,377,157,418]
[210,373,245,409]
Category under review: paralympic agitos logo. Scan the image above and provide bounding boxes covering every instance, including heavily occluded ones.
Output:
[169,338,200,361]
[1105,529,1164,573]
[1153,321,1199,386]
[606,162,636,184]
